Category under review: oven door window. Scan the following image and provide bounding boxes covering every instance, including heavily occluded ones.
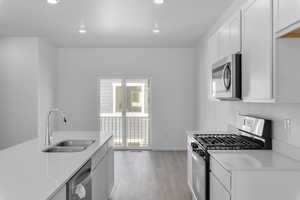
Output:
[192,151,206,200]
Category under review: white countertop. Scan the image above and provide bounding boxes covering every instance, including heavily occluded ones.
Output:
[0,131,112,200]
[210,150,300,171]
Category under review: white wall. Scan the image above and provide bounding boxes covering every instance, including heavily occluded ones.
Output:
[57,48,197,150]
[0,37,58,149]
[196,0,300,160]
[0,37,39,149]
[37,39,58,146]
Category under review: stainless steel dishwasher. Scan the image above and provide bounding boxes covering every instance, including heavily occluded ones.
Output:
[67,160,92,200]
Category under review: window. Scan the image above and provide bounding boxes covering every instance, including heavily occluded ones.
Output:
[112,82,147,116]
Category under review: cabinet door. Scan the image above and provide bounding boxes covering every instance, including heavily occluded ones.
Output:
[106,142,114,197]
[92,157,108,200]
[218,25,230,59]
[276,0,300,32]
[208,32,219,65]
[50,185,66,200]
[242,0,273,101]
[210,173,230,200]
[229,12,241,54]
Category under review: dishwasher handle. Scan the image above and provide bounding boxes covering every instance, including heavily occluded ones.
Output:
[72,169,91,186]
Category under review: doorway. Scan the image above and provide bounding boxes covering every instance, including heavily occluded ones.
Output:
[99,78,151,149]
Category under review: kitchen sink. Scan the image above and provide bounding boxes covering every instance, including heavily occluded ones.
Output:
[55,140,95,148]
[43,146,87,153]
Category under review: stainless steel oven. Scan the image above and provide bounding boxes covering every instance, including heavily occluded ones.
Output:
[186,115,272,200]
[187,135,209,200]
[212,54,241,100]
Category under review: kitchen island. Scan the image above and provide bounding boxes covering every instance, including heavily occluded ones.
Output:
[0,131,113,200]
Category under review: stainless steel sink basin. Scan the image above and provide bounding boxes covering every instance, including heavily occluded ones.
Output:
[55,140,95,147]
[42,146,87,153]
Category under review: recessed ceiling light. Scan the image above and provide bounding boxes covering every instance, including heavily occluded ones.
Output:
[47,0,60,5]
[152,28,160,34]
[152,23,160,34]
[78,25,87,34]
[79,29,87,34]
[153,0,164,5]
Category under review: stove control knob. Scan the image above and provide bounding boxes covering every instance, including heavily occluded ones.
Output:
[198,149,206,157]
[191,142,198,149]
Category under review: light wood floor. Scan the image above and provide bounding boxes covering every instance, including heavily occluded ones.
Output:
[110,151,192,200]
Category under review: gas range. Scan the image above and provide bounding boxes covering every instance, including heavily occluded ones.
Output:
[187,115,272,200]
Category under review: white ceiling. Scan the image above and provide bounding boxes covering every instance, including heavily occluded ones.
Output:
[0,0,234,47]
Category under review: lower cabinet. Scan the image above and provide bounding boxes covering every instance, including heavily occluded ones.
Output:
[210,173,230,200]
[92,155,108,200]
[92,137,114,200]
[106,140,114,196]
[50,185,66,200]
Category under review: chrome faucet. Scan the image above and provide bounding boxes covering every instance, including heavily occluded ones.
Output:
[45,108,67,146]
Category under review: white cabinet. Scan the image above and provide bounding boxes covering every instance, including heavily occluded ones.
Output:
[218,24,230,59]
[50,185,66,200]
[106,139,114,197]
[210,152,300,200]
[210,173,230,200]
[210,157,231,200]
[208,32,219,66]
[218,12,241,58]
[229,12,241,54]
[275,0,300,33]
[242,0,273,102]
[208,11,241,67]
[92,155,108,200]
[92,137,114,200]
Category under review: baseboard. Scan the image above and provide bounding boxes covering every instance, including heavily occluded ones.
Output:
[151,148,186,151]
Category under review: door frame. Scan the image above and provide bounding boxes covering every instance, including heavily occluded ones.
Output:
[97,75,152,150]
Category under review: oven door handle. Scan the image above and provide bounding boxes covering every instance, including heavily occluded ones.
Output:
[72,169,91,187]
[79,173,91,186]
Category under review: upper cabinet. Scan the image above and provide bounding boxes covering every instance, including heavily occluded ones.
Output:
[275,0,300,35]
[208,12,241,65]
[228,12,241,54]
[207,0,300,103]
[208,32,219,66]
[242,0,273,102]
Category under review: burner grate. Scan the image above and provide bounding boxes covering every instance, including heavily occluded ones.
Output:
[193,134,263,150]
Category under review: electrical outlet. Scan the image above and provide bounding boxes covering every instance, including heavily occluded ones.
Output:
[284,119,292,135]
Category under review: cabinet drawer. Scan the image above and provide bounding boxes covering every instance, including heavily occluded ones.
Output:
[92,143,107,169]
[210,173,231,200]
[210,157,231,192]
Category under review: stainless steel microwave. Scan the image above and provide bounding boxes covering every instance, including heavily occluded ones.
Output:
[211,54,241,100]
